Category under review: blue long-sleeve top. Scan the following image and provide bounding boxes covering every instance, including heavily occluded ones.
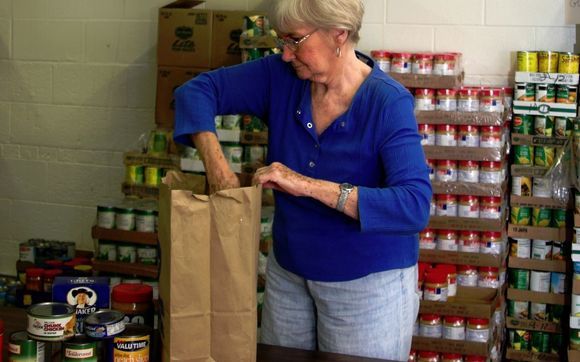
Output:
[174,52,432,282]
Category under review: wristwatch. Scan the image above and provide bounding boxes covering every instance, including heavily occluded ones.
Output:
[336,183,354,212]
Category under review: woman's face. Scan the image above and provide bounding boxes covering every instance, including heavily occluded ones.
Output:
[280,26,335,83]
[76,293,88,304]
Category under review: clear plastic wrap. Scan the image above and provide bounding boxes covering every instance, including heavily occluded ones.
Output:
[548,133,574,204]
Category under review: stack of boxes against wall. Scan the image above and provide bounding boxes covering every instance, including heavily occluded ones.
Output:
[156,0,276,333]
[504,50,580,362]
[370,50,508,362]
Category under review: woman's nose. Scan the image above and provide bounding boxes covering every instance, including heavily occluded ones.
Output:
[281,46,295,62]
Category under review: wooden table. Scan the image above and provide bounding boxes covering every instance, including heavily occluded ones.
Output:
[1,306,391,361]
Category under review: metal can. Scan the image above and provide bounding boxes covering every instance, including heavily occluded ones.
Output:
[534,146,555,167]
[512,114,534,134]
[534,116,554,136]
[538,51,559,73]
[435,124,458,146]
[480,231,503,255]
[135,209,156,233]
[144,166,162,187]
[436,194,458,217]
[531,331,551,353]
[458,88,480,112]
[558,52,580,74]
[509,268,530,290]
[84,310,126,339]
[512,176,532,196]
[419,229,436,250]
[508,300,529,319]
[370,50,391,72]
[510,238,531,258]
[513,145,534,165]
[479,126,502,148]
[62,335,98,361]
[531,302,548,320]
[551,333,563,354]
[552,208,566,227]
[556,85,577,104]
[458,195,479,218]
[114,207,135,231]
[479,88,503,112]
[97,242,117,261]
[411,53,434,75]
[551,272,567,294]
[517,51,538,72]
[554,117,573,136]
[137,246,158,265]
[552,241,566,260]
[436,229,458,251]
[435,160,458,182]
[125,165,144,185]
[97,205,116,229]
[530,271,551,292]
[458,160,479,183]
[112,324,152,362]
[8,330,45,361]
[510,329,531,351]
[458,125,480,147]
[480,196,501,219]
[26,302,76,341]
[515,82,535,101]
[535,83,556,103]
[117,245,137,263]
[549,304,564,323]
[222,144,244,164]
[148,130,168,156]
[532,207,552,227]
[458,230,480,253]
[479,161,503,184]
[436,89,458,111]
[418,123,436,145]
[532,239,552,260]
[426,159,436,181]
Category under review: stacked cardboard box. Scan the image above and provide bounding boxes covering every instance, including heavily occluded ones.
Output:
[505,70,578,361]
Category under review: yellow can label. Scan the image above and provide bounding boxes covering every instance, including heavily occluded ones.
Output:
[532,208,552,227]
[113,335,150,362]
[511,207,531,226]
[538,51,559,73]
[558,52,580,74]
[514,145,534,165]
[534,146,554,167]
[517,51,538,72]
[125,165,144,185]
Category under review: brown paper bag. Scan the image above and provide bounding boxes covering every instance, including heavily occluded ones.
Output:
[159,170,261,362]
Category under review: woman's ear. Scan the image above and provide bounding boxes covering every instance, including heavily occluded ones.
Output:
[334,29,349,46]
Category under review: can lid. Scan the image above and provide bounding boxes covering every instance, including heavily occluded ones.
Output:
[370,49,391,58]
[112,283,153,303]
[26,268,45,277]
[480,161,501,168]
[27,302,75,318]
[467,318,489,325]
[418,350,439,357]
[478,266,498,272]
[482,231,502,238]
[434,53,457,61]
[459,195,478,201]
[458,264,476,271]
[391,52,412,58]
[441,353,463,358]
[436,124,457,131]
[480,196,501,202]
[415,88,435,95]
[425,270,447,284]
[459,87,480,96]
[460,230,480,236]
[437,229,457,235]
[481,88,503,97]
[413,52,433,59]
[459,124,479,131]
[443,316,464,323]
[437,88,457,96]
[420,313,441,321]
[420,228,435,234]
[458,160,479,167]
[436,194,456,201]
[97,205,116,211]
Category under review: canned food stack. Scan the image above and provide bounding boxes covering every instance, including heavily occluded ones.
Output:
[504,50,579,362]
[569,192,580,360]
[378,52,509,360]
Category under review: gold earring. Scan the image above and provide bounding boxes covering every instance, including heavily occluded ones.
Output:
[336,47,341,58]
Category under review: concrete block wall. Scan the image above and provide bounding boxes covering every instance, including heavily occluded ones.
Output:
[0,0,575,276]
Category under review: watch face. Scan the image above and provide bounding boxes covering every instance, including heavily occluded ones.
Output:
[341,183,354,191]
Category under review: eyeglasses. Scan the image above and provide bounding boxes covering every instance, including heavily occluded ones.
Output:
[275,29,318,52]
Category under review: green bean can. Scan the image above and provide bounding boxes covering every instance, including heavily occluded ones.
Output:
[63,336,97,361]
[512,114,534,134]
[510,329,531,351]
[531,331,551,353]
[572,329,580,350]
[8,330,45,361]
[534,146,554,167]
[514,145,534,165]
[552,208,566,227]
[509,269,530,290]
[510,206,531,225]
[551,333,563,354]
[549,304,564,323]
[507,299,529,319]
[532,207,552,227]
[555,117,574,136]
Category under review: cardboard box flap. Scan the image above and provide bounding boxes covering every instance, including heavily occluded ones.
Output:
[162,0,205,10]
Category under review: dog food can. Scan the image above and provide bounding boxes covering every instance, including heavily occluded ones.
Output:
[27,302,76,341]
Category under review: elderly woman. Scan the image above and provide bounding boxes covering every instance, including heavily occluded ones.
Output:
[173,0,431,359]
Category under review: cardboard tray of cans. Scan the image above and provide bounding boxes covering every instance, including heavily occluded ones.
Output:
[506,348,560,362]
[507,223,569,242]
[509,195,572,209]
[431,180,507,197]
[419,286,500,319]
[574,212,580,227]
[428,212,506,232]
[510,165,552,178]
[415,110,505,126]
[91,225,158,246]
[419,249,506,268]
[423,145,506,162]
[388,72,464,89]
[569,349,580,362]
[511,134,569,147]
[506,316,561,333]
[573,279,580,294]
[514,71,580,85]
[506,288,568,306]
[508,256,569,273]
[124,151,180,168]
[122,183,160,198]
[411,337,490,357]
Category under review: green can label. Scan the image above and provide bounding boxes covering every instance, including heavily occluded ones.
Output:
[514,145,534,165]
[534,116,554,136]
[531,331,551,353]
[552,208,566,227]
[551,333,563,354]
[509,269,530,290]
[512,114,535,134]
[549,304,564,323]
[532,208,552,227]
[8,335,45,362]
[510,206,531,226]
[554,117,573,136]
[534,146,554,167]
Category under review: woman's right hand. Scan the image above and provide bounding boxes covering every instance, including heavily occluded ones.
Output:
[207,168,240,194]
[192,131,240,193]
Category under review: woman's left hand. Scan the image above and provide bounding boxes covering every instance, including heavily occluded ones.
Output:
[252,162,313,197]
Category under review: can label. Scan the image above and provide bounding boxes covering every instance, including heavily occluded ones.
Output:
[535,83,555,103]
[144,167,162,187]
[514,145,534,165]
[8,340,45,361]
[517,51,538,72]
[558,52,580,74]
[555,117,573,136]
[538,51,559,73]
[515,82,535,101]
[557,85,577,104]
[437,238,458,251]
[443,325,465,340]
[509,269,530,290]
[532,240,552,260]
[419,323,442,338]
[531,331,551,353]
[510,329,531,351]
[532,208,552,227]
[63,346,97,361]
[27,314,76,341]
[113,335,150,362]
[512,176,532,196]
[508,300,529,319]
[458,169,479,183]
[550,272,566,294]
[512,114,534,134]
[534,146,554,167]
[552,208,566,227]
[125,165,144,185]
[510,238,531,258]
[534,116,553,136]
[530,272,551,293]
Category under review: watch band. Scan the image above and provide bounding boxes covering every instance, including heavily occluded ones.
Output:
[336,183,354,212]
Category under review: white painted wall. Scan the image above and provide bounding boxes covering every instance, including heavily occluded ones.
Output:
[0,0,575,275]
